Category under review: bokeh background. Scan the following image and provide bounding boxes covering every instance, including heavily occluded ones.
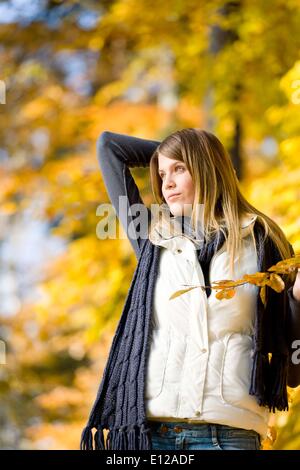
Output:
[0,0,300,450]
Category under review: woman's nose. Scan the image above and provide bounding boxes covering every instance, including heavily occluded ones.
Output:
[164,175,175,190]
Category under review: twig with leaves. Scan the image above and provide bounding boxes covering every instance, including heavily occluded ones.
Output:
[169,255,300,306]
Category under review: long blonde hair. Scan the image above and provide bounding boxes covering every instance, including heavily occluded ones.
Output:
[149,128,294,280]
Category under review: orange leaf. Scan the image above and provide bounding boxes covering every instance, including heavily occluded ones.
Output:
[243,272,269,286]
[212,279,245,289]
[215,289,236,300]
[260,286,266,306]
[268,273,285,293]
[268,256,300,273]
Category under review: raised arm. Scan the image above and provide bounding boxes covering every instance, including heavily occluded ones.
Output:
[97,131,161,260]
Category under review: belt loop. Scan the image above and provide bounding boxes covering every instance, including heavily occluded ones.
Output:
[211,424,219,446]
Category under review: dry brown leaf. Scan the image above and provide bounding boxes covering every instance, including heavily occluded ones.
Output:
[169,286,199,300]
[260,286,266,306]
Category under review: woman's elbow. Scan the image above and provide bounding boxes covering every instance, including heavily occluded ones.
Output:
[97,131,113,151]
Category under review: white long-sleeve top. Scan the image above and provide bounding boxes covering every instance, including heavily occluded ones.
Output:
[145,213,270,440]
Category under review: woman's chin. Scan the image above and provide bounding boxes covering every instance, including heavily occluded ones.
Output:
[169,202,192,217]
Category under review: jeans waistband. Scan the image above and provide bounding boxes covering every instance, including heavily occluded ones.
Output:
[148,420,260,438]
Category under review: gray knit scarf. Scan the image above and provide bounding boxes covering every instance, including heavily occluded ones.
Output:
[80,218,291,450]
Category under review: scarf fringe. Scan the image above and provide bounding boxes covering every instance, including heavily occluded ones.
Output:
[80,423,152,450]
[268,353,289,412]
[140,424,152,450]
[249,350,270,406]
[249,350,289,412]
[94,425,105,449]
[80,425,94,450]
[107,424,152,450]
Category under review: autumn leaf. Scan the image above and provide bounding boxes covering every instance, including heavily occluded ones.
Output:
[268,256,300,274]
[268,273,285,293]
[211,279,238,287]
[243,272,269,286]
[169,286,199,300]
[260,286,266,306]
[215,289,236,300]
[211,279,246,289]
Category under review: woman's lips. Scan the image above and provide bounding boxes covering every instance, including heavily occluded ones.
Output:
[168,194,181,201]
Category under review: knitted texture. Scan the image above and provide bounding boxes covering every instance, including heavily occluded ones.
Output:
[80,237,161,450]
[249,223,291,411]
[80,220,292,450]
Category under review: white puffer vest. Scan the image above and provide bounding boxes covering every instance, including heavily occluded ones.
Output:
[145,214,270,440]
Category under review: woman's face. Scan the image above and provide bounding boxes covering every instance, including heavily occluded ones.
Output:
[158,153,195,216]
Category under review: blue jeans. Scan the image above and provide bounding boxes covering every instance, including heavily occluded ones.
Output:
[148,421,262,450]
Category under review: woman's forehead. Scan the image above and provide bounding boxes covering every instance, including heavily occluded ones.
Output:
[158,152,182,170]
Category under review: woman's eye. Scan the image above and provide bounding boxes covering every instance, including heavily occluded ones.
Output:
[159,166,184,179]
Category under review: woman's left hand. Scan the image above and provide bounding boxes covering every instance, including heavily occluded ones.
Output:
[293,268,300,301]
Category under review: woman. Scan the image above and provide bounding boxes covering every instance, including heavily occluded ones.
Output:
[81,128,300,451]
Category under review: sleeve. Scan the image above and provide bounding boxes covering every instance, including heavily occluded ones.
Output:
[96,131,161,260]
[285,243,300,387]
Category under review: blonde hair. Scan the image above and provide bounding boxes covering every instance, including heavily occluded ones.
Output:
[148,128,295,280]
